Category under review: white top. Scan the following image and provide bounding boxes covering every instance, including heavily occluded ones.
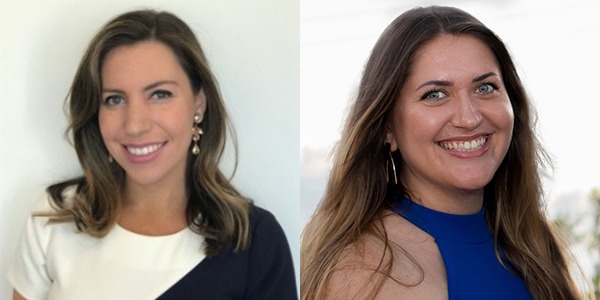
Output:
[7,192,206,300]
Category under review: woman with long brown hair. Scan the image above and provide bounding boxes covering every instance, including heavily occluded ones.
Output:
[8,9,296,300]
[302,6,586,300]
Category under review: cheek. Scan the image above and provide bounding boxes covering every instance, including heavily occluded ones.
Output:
[98,111,108,138]
[97,110,117,142]
[482,99,515,156]
[492,100,515,137]
[394,108,447,144]
[168,113,194,140]
[175,121,192,139]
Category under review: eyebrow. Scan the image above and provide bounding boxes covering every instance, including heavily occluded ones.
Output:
[102,80,179,93]
[415,72,499,91]
[415,80,451,91]
[472,72,497,83]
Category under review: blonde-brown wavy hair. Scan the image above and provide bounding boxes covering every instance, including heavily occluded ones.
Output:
[46,9,249,256]
[301,6,584,300]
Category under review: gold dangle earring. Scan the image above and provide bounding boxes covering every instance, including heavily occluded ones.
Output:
[192,114,204,155]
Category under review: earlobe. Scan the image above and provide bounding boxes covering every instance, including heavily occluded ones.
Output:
[385,127,399,151]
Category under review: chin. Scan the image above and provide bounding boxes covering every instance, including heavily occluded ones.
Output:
[125,173,163,187]
[450,175,495,191]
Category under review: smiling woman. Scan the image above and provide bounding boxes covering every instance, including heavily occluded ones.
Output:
[301,6,586,300]
[387,35,515,215]
[7,10,296,300]
[99,41,205,195]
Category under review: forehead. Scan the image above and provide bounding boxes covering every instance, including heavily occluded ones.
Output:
[407,34,500,85]
[101,40,187,86]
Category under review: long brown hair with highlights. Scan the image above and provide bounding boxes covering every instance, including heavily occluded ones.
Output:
[46,10,249,256]
[301,6,584,300]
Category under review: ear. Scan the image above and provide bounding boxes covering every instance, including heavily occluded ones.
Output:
[385,124,398,151]
[194,89,207,122]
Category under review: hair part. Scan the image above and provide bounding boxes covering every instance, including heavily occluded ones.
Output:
[46,9,250,256]
[301,6,583,299]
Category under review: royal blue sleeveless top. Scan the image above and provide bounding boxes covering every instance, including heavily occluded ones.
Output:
[391,198,532,299]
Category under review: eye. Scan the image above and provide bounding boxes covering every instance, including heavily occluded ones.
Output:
[103,95,125,107]
[151,90,173,100]
[420,89,448,101]
[475,82,499,94]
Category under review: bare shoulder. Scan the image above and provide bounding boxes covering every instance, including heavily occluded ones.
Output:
[324,211,448,299]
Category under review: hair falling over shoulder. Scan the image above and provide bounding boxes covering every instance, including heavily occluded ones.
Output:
[45,10,250,257]
[301,6,588,300]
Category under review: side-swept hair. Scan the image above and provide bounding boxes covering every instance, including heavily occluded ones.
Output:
[301,6,582,299]
[46,10,249,256]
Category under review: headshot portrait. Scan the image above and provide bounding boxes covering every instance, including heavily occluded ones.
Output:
[1,1,299,299]
[301,1,600,299]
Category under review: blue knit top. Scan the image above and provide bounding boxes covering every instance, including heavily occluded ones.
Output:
[391,198,532,300]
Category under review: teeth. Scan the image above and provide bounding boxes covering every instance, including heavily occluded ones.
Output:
[127,143,163,156]
[439,136,487,152]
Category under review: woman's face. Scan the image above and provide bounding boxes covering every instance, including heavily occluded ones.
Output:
[99,41,205,189]
[386,34,513,210]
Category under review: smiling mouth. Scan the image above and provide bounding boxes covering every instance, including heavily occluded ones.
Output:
[438,135,488,152]
[126,143,165,156]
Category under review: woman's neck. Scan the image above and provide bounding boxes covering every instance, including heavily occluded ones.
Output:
[118,179,189,236]
[403,178,484,215]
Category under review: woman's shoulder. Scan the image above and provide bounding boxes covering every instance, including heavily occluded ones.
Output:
[245,203,294,266]
[247,204,288,243]
[23,185,82,249]
[8,186,88,299]
[324,211,447,299]
[239,204,298,298]
[248,203,274,221]
[335,210,438,264]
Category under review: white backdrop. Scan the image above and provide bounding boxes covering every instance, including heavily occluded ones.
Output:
[0,0,299,296]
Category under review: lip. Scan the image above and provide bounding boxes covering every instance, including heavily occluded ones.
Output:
[122,142,166,164]
[436,133,491,159]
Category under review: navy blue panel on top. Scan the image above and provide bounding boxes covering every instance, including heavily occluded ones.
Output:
[157,205,297,300]
[391,198,532,300]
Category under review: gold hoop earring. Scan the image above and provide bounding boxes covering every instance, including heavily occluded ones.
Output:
[387,151,398,185]
[192,114,204,155]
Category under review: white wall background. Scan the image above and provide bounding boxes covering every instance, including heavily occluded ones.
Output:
[0,0,299,297]
[301,0,600,286]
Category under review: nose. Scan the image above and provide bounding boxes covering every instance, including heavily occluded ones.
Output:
[123,98,151,137]
[451,93,483,130]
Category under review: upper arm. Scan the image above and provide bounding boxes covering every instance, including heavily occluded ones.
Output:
[245,208,297,300]
[324,265,385,300]
[7,197,54,300]
[322,225,429,300]
[324,261,425,300]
